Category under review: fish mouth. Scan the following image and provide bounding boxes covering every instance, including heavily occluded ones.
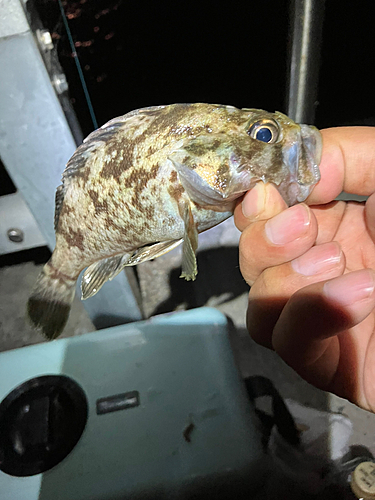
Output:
[281,124,322,205]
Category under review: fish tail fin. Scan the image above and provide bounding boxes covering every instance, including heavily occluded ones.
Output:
[27,260,77,340]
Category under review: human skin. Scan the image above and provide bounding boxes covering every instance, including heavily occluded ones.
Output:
[233,127,375,413]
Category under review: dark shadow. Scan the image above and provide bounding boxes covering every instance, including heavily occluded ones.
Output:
[154,246,249,316]
[0,246,51,268]
[0,156,16,195]
[91,313,137,330]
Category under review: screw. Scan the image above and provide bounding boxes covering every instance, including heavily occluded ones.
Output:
[7,228,24,243]
[52,74,69,94]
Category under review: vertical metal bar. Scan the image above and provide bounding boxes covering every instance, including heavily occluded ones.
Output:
[286,0,325,124]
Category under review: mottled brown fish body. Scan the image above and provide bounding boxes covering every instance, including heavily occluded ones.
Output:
[27,103,322,339]
[52,105,238,275]
[51,162,231,280]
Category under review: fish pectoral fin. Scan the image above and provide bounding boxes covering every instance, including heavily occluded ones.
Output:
[180,203,198,281]
[124,239,184,266]
[81,253,131,300]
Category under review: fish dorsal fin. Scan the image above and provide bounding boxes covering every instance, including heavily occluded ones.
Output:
[63,121,126,180]
[81,239,183,300]
[54,184,65,231]
[62,106,165,180]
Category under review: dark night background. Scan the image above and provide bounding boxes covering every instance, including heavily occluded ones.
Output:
[1,0,375,263]
[31,0,375,135]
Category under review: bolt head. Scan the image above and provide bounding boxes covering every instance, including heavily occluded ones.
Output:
[53,74,69,94]
[36,29,54,51]
[7,228,24,243]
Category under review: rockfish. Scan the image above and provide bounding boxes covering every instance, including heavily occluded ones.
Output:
[27,103,322,339]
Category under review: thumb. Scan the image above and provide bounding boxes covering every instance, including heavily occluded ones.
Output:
[234,182,288,232]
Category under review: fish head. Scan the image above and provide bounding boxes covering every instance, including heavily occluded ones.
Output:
[169,106,322,209]
[248,110,322,205]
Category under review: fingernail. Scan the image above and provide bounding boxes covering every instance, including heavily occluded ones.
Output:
[265,204,310,245]
[291,242,342,276]
[323,270,375,306]
[242,182,266,219]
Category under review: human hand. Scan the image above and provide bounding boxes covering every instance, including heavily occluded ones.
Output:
[234,127,375,412]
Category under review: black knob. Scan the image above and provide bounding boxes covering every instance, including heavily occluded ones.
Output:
[0,375,88,477]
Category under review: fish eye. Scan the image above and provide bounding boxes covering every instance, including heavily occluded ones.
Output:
[248,120,280,144]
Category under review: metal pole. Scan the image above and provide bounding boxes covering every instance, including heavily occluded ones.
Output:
[286,0,325,124]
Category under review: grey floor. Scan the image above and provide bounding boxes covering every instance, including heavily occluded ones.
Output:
[1,217,375,457]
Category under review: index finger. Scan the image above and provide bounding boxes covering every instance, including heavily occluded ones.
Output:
[307,127,375,205]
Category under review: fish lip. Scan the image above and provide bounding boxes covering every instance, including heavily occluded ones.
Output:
[299,124,322,185]
[280,124,322,205]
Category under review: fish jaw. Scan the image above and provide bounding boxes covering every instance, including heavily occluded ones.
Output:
[277,124,322,206]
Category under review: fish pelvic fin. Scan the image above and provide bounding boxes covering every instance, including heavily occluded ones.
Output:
[27,260,77,340]
[125,240,184,266]
[180,202,198,281]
